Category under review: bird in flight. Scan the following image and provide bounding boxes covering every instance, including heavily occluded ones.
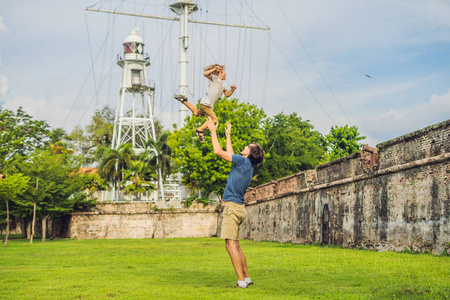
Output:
[364,74,372,78]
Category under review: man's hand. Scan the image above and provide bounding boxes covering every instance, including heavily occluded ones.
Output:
[225,121,231,137]
[230,85,237,91]
[206,117,218,133]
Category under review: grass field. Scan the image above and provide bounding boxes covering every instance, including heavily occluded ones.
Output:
[1,237,449,299]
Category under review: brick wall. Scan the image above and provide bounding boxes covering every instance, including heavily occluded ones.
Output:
[377,120,450,169]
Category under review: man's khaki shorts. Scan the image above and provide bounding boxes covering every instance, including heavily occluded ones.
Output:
[196,104,218,123]
[220,201,247,241]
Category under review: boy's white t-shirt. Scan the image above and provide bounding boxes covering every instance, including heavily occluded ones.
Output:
[200,74,226,109]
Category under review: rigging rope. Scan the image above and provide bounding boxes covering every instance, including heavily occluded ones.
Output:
[225,0,228,67]
[105,0,116,108]
[68,0,155,130]
[84,13,99,107]
[247,0,253,103]
[62,8,122,128]
[262,32,270,110]
[275,0,352,126]
[229,0,242,87]
[75,61,116,128]
[266,32,337,125]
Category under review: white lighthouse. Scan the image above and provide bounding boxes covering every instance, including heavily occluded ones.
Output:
[111,28,156,154]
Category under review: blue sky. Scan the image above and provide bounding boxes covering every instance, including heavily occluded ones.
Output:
[1,0,449,146]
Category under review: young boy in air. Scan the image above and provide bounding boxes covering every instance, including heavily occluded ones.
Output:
[206,117,264,288]
[174,64,237,142]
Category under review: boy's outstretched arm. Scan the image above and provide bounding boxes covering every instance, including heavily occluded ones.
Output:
[225,121,234,155]
[224,85,237,97]
[206,117,232,162]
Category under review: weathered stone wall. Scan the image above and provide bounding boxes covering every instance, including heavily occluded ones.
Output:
[377,120,450,169]
[241,120,450,254]
[69,202,219,239]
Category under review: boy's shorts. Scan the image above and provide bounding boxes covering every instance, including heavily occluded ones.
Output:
[220,201,247,241]
[196,104,218,123]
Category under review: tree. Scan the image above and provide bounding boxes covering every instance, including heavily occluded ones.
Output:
[168,98,266,196]
[122,160,155,201]
[0,173,29,246]
[67,106,115,165]
[81,173,110,192]
[14,150,90,243]
[98,143,134,191]
[86,106,115,148]
[141,132,173,199]
[14,151,61,243]
[0,106,50,168]
[46,128,68,146]
[325,125,366,161]
[255,112,327,185]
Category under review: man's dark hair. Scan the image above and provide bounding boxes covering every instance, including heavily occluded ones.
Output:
[248,143,264,166]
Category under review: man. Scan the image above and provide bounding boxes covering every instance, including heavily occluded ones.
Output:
[206,117,264,288]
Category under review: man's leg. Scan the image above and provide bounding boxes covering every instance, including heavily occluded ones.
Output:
[236,242,250,279]
[225,239,245,281]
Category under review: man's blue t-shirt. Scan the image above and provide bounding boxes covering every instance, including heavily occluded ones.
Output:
[223,155,254,205]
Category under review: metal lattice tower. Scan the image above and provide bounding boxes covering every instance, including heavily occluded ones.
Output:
[111,28,156,154]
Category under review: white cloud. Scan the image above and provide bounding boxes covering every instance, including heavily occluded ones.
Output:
[267,0,450,59]
[360,89,450,144]
[0,16,7,32]
[0,75,9,97]
[420,0,450,27]
[337,76,436,109]
[1,94,99,131]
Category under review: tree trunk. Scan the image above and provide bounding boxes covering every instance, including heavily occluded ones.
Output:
[41,215,48,243]
[4,199,9,246]
[48,219,53,239]
[30,203,36,244]
[26,219,31,240]
[32,177,38,243]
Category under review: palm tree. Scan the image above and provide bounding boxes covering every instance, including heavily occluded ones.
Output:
[122,160,155,201]
[141,132,172,200]
[85,173,110,192]
[98,143,133,191]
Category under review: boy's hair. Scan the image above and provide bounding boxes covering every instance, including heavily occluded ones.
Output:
[248,143,264,166]
[204,64,225,75]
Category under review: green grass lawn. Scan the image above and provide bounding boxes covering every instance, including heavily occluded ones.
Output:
[1,237,449,299]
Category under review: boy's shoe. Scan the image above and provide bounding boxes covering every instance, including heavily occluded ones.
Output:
[247,282,254,286]
[174,95,187,103]
[195,129,205,143]
[233,284,247,289]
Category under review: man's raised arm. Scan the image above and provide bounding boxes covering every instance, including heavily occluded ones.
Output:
[225,122,234,155]
[206,117,232,162]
